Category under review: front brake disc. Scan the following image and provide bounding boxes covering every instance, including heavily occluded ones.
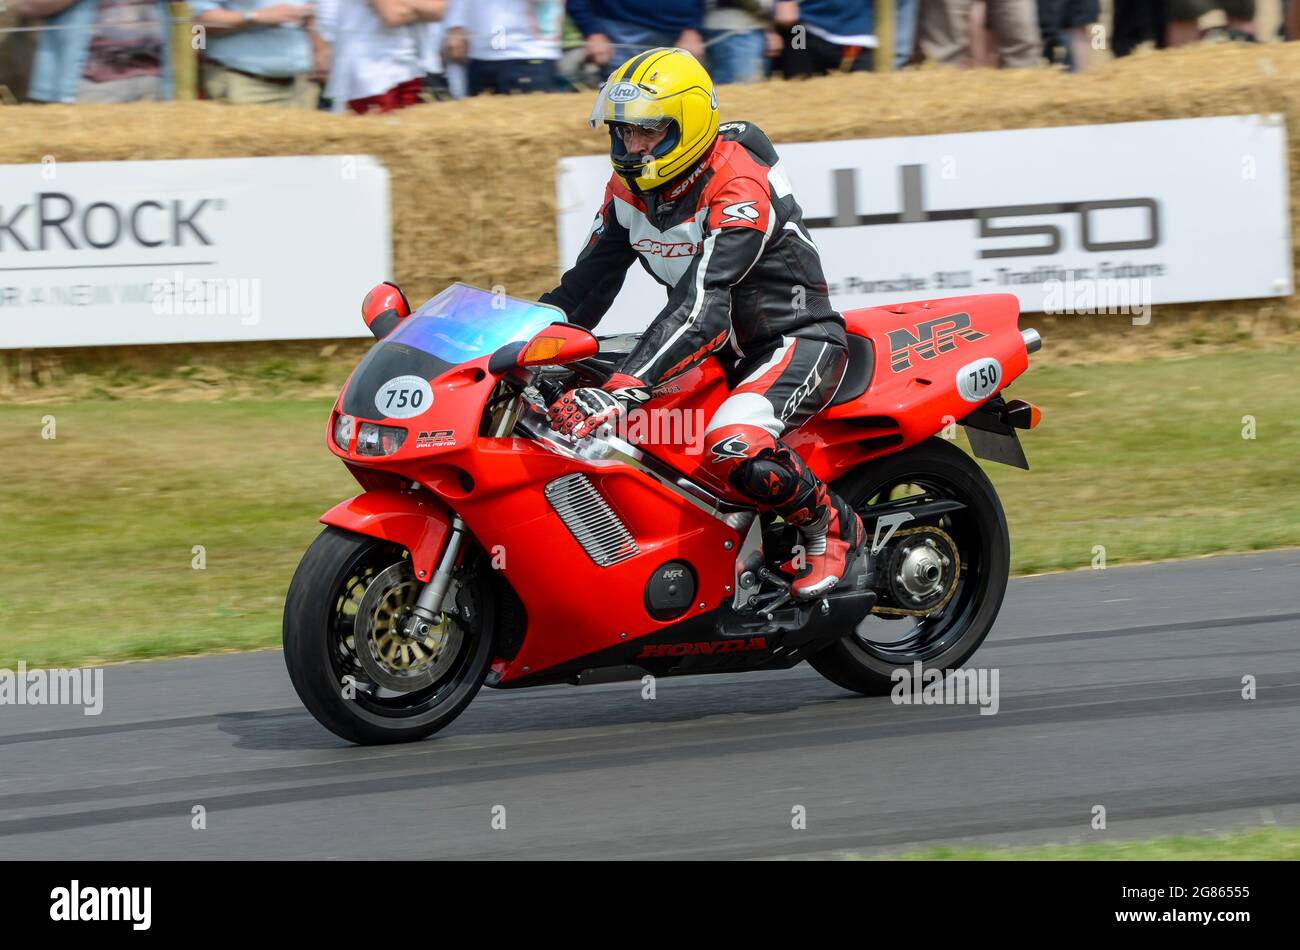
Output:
[352,562,463,693]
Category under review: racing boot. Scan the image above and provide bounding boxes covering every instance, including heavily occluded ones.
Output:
[767,446,865,599]
[785,494,865,600]
[710,430,865,599]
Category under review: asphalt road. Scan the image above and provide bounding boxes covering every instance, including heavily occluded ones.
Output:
[2,550,1297,860]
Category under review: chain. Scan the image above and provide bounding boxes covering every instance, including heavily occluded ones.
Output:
[869,525,962,618]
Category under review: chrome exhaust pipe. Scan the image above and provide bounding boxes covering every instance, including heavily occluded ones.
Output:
[1021,328,1042,355]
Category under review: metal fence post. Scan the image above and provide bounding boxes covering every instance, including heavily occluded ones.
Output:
[877,0,895,72]
[171,2,198,100]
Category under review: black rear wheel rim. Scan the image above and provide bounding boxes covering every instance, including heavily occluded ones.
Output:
[850,471,992,664]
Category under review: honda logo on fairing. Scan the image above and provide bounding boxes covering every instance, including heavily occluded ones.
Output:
[887,312,987,372]
[636,637,768,659]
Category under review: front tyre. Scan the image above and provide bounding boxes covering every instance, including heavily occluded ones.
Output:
[808,438,1010,695]
[283,526,494,745]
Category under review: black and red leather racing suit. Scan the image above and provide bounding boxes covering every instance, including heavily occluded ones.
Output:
[541,120,863,595]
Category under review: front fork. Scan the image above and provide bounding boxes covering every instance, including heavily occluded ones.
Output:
[402,513,468,639]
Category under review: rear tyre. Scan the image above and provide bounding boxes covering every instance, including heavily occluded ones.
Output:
[283,526,494,744]
[808,438,1010,695]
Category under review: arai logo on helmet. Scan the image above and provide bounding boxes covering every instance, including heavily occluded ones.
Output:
[607,82,640,103]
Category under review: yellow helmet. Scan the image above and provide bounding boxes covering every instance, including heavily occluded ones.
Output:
[589,48,720,192]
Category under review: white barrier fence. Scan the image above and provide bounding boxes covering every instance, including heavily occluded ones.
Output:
[557,115,1292,336]
[0,155,389,348]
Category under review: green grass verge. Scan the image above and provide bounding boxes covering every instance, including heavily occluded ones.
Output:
[2,347,1297,668]
[987,346,1300,574]
[866,825,1300,860]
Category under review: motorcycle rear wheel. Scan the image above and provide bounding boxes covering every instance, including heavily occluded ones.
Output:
[283,526,495,745]
[808,438,1010,695]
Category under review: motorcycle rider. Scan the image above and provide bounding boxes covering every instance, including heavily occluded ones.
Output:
[540,47,864,600]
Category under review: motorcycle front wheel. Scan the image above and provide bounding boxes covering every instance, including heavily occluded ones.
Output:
[283,526,495,744]
[808,437,1011,695]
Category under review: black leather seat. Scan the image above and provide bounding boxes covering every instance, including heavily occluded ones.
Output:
[829,333,874,406]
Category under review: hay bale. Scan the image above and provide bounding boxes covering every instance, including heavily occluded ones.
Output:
[2,42,1298,365]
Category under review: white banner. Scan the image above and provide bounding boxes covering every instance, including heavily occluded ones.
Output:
[0,156,390,348]
[556,115,1292,334]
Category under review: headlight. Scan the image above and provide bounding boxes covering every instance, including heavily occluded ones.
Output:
[356,422,407,456]
[333,414,356,450]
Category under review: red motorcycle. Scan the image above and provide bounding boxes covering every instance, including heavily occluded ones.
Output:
[284,282,1043,744]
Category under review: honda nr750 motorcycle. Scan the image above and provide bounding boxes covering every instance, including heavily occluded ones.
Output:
[283,282,1043,744]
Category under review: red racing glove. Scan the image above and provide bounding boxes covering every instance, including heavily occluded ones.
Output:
[548,373,650,440]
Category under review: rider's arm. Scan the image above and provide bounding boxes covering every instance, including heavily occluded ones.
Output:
[616,175,773,387]
[539,185,636,330]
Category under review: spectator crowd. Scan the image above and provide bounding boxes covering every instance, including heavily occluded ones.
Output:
[2,0,1289,110]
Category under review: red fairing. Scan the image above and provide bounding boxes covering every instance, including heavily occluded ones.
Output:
[624,294,1028,499]
[321,489,452,583]
[323,354,739,683]
[784,294,1030,478]
[321,293,1029,685]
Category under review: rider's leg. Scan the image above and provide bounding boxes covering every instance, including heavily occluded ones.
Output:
[701,336,864,599]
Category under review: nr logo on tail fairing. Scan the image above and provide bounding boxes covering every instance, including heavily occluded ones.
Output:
[887,312,987,372]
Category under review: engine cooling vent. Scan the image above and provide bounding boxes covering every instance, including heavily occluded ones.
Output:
[544,473,639,567]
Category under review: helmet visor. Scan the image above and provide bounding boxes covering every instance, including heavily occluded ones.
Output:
[588,80,671,132]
